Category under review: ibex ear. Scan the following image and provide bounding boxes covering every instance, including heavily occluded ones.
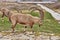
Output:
[7,11,12,17]
[7,11,10,15]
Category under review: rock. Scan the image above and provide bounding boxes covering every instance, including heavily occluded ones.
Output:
[20,34,29,39]
[51,36,60,40]
[0,33,3,38]
[25,31,34,35]
[3,36,10,39]
[58,22,60,23]
[0,38,11,40]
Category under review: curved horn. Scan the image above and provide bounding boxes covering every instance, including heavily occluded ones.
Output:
[29,7,44,21]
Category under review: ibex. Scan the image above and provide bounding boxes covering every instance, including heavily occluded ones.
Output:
[0,7,44,33]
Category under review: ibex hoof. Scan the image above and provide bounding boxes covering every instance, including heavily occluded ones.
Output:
[25,26,27,28]
[11,31,15,33]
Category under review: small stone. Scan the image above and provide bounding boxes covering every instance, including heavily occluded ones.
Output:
[0,34,3,38]
[58,22,60,23]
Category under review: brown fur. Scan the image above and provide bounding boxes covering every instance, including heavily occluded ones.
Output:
[1,8,43,32]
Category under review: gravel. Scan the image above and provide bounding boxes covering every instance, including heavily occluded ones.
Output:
[0,31,60,40]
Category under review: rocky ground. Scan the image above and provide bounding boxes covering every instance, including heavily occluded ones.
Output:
[0,31,60,40]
